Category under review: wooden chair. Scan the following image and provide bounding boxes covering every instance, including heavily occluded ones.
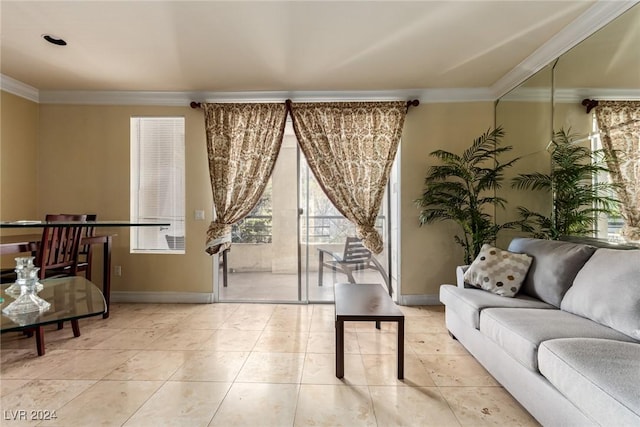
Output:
[38,214,87,336]
[65,214,97,280]
[0,214,89,283]
[38,214,87,279]
[317,237,391,295]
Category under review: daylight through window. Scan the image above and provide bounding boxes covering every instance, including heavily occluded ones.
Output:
[130,117,185,253]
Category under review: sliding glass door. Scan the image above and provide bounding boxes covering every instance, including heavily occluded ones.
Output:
[218,121,393,303]
[300,155,391,303]
[218,125,300,302]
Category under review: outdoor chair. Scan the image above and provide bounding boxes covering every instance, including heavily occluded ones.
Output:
[317,236,391,295]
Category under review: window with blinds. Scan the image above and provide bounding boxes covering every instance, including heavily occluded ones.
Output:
[130,117,185,253]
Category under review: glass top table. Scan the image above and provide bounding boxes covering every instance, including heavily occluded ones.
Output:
[1,276,106,355]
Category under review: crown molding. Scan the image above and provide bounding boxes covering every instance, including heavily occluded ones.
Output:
[36,87,494,106]
[417,88,495,103]
[30,85,639,106]
[0,74,39,103]
[491,0,639,99]
[39,90,200,106]
[498,87,640,103]
[554,88,640,103]
[499,87,552,102]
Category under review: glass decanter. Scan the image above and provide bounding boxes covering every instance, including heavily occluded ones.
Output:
[2,258,50,315]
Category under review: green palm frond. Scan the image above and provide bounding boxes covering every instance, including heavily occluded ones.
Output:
[415,126,519,264]
[511,172,552,191]
[512,127,619,239]
[429,150,463,164]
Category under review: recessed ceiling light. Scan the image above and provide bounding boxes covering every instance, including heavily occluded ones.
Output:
[42,34,67,46]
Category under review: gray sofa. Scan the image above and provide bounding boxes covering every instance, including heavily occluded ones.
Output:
[439,237,640,426]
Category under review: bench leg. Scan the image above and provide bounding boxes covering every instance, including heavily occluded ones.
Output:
[335,319,344,378]
[375,320,381,329]
[397,319,404,379]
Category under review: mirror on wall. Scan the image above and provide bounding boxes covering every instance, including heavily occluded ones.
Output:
[554,4,640,134]
[554,3,639,241]
[495,3,639,245]
[494,63,553,248]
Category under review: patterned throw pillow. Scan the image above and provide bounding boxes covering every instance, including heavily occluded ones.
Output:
[463,244,533,297]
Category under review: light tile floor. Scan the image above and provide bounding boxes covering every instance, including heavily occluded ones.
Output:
[0,303,540,427]
[219,270,385,302]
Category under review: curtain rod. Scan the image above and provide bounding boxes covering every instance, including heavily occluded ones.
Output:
[581,98,599,114]
[191,100,420,111]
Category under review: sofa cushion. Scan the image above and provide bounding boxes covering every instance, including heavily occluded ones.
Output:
[463,244,532,297]
[439,284,555,329]
[507,238,596,307]
[479,308,635,371]
[539,338,640,426]
[561,248,640,341]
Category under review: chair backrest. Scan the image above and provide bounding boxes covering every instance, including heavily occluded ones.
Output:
[36,214,87,279]
[342,237,372,264]
[63,214,97,255]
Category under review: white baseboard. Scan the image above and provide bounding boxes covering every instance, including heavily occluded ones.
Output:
[398,294,441,306]
[111,291,215,304]
[111,291,439,306]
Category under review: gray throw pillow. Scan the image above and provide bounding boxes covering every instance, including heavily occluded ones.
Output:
[507,238,596,307]
[561,249,640,341]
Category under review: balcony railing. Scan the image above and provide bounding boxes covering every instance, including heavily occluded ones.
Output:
[232,215,385,244]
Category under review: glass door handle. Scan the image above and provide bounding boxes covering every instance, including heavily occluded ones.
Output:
[298,208,304,216]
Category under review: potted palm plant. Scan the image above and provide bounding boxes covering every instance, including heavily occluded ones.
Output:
[511,128,618,239]
[415,127,521,264]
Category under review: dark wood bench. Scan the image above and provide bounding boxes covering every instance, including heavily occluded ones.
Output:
[334,282,405,379]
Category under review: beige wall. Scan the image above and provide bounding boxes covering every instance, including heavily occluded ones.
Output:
[36,104,213,294]
[400,102,494,296]
[2,95,498,299]
[0,91,39,224]
[0,91,39,269]
[554,102,592,137]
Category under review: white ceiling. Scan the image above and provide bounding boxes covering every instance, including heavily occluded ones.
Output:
[0,1,635,101]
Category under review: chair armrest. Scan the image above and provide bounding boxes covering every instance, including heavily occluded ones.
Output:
[456,265,470,288]
[317,248,342,262]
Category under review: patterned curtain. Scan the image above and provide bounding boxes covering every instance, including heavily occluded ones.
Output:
[203,103,287,255]
[289,101,407,254]
[595,101,640,241]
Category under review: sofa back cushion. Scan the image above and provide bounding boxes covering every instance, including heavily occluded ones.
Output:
[561,248,640,341]
[507,238,596,307]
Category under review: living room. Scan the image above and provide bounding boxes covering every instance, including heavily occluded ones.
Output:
[1,1,638,426]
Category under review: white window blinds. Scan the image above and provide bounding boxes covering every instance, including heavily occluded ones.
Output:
[130,117,185,253]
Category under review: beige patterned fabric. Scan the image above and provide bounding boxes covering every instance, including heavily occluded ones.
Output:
[464,244,533,297]
[203,103,287,255]
[595,101,640,241]
[289,101,406,254]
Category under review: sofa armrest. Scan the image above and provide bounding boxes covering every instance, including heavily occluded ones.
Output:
[456,265,470,288]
